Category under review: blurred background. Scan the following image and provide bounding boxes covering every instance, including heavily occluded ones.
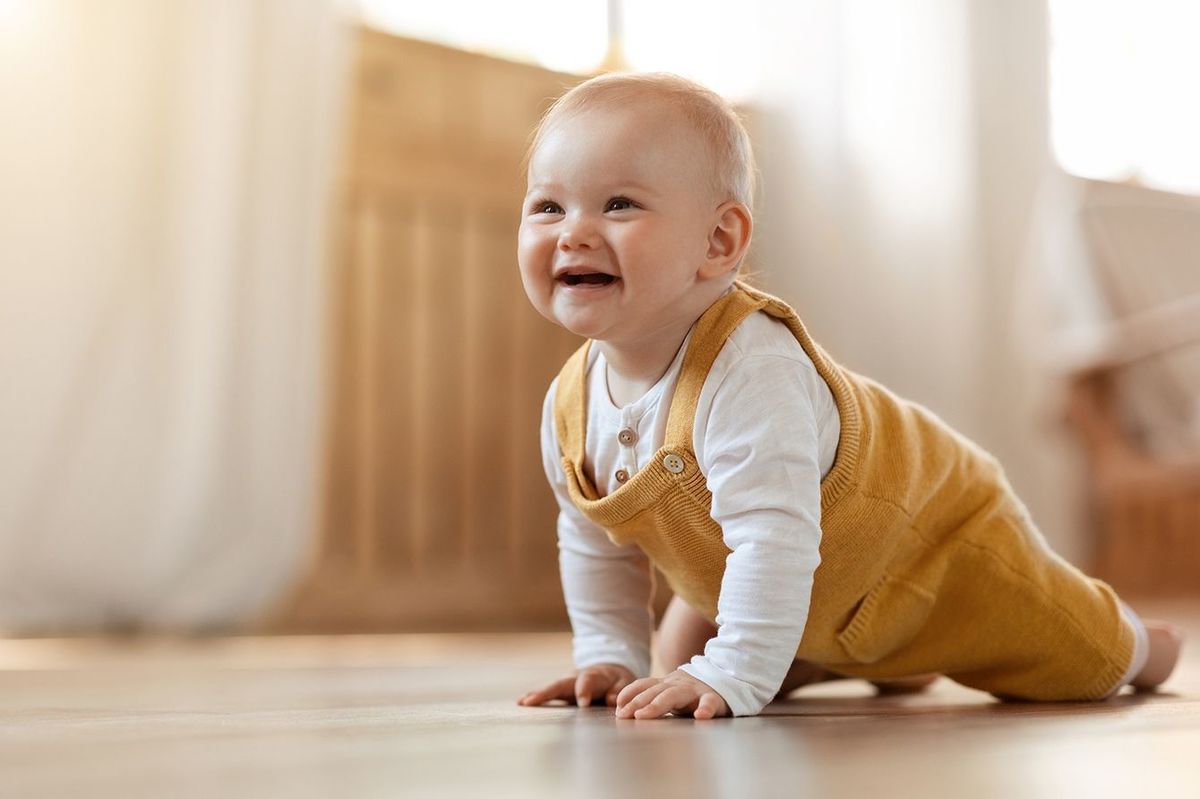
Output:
[1,0,1197,638]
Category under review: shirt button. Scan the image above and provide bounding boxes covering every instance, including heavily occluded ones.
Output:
[615,468,630,483]
[662,453,685,474]
[617,428,638,446]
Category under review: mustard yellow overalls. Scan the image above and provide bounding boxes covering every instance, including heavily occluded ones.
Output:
[552,281,1136,700]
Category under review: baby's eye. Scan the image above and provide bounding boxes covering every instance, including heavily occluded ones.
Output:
[605,197,636,212]
[530,200,562,215]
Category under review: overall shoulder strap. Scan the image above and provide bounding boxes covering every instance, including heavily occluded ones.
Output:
[733,280,864,509]
[553,339,592,467]
[663,284,769,450]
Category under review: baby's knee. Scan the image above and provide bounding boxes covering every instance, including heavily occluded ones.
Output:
[655,596,717,671]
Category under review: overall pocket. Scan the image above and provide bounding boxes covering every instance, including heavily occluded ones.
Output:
[836,573,937,664]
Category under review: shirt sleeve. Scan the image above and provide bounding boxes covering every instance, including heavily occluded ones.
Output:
[540,378,655,679]
[677,354,825,716]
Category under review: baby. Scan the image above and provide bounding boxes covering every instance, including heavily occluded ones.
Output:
[514,72,1183,719]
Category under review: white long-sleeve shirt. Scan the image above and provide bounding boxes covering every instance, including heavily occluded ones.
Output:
[539,309,840,716]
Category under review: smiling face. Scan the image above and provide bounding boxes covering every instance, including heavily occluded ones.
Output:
[517,102,724,345]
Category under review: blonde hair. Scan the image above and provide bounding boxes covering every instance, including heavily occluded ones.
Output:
[525,72,758,212]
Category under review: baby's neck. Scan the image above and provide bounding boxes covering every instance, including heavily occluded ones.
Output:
[597,282,736,408]
[600,328,692,408]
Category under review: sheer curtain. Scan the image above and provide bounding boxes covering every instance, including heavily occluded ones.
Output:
[0,0,351,632]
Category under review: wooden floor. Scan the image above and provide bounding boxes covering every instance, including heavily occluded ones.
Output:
[2,601,1198,798]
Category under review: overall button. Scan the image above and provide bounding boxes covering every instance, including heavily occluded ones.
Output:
[662,454,685,474]
[615,468,630,483]
[617,428,638,446]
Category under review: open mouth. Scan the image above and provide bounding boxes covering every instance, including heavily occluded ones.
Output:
[559,273,617,287]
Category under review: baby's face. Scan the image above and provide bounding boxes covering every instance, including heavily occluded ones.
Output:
[518,103,721,345]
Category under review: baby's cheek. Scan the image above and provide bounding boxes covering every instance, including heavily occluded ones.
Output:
[516,222,540,250]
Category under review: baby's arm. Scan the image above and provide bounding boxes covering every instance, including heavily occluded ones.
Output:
[617,355,825,719]
[518,509,652,708]
[553,507,655,694]
[519,380,655,708]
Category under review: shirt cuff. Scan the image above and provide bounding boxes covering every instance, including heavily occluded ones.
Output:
[678,655,769,717]
[573,637,651,680]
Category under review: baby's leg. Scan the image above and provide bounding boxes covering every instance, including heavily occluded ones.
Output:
[655,595,718,672]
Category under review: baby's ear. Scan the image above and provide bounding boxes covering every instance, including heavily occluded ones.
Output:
[702,201,753,278]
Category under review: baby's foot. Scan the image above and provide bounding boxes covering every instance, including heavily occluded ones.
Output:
[1131,620,1184,691]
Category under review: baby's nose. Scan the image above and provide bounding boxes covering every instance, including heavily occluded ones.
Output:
[558,214,600,249]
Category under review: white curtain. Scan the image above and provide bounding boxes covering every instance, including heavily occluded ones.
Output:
[0,0,351,632]
[753,0,983,434]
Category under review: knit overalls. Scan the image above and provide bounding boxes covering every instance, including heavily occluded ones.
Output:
[553,281,1136,700]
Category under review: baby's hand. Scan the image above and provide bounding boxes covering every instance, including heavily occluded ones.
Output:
[615,669,729,720]
[518,663,636,708]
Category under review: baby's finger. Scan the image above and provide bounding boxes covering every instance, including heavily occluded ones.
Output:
[605,675,634,706]
[616,682,670,719]
[633,686,691,719]
[694,692,725,720]
[616,677,658,709]
[518,676,575,706]
[574,671,612,707]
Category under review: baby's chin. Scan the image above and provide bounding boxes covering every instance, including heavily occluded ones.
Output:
[555,317,614,341]
[549,311,617,342]
[547,298,620,338]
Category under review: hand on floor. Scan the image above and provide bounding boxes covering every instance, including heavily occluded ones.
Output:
[615,669,729,720]
[518,663,635,708]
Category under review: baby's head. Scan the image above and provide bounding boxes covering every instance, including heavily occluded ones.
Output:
[527,73,756,213]
[518,72,756,345]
